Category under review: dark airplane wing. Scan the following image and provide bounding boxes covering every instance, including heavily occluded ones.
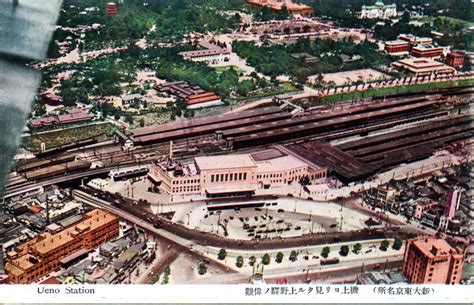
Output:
[0,0,62,190]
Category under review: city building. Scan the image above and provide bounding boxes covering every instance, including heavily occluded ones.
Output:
[27,109,92,129]
[4,209,119,284]
[411,198,438,220]
[179,42,230,64]
[154,81,222,109]
[359,1,397,19]
[402,237,465,284]
[0,213,31,250]
[439,190,462,232]
[384,40,410,55]
[149,151,327,197]
[87,178,110,190]
[356,271,408,284]
[364,185,399,213]
[392,58,456,76]
[445,51,465,68]
[155,81,207,100]
[185,92,223,110]
[245,0,313,15]
[398,34,432,46]
[0,244,8,284]
[410,44,444,58]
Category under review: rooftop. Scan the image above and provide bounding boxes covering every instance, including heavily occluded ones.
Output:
[30,209,117,255]
[195,154,257,171]
[179,48,229,58]
[411,237,460,258]
[256,155,307,173]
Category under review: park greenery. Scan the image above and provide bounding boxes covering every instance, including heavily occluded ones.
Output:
[353,243,362,254]
[339,245,350,257]
[380,240,390,252]
[392,238,403,250]
[198,260,208,275]
[289,250,298,262]
[233,38,391,83]
[218,248,227,260]
[321,246,331,258]
[59,0,243,50]
[161,265,171,284]
[249,256,257,267]
[276,252,284,263]
[236,256,244,268]
[262,253,271,265]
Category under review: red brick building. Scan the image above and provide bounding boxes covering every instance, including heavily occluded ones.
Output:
[445,51,465,68]
[384,40,410,54]
[410,44,444,58]
[245,0,313,15]
[402,237,464,284]
[5,209,119,284]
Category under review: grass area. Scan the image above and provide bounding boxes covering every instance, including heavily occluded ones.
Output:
[234,82,299,101]
[417,16,473,27]
[130,111,172,129]
[21,123,117,152]
[213,65,246,75]
[319,78,474,104]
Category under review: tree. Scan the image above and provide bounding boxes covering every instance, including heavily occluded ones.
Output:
[380,240,390,251]
[321,246,330,258]
[353,243,362,254]
[276,252,284,263]
[339,245,350,257]
[162,265,171,284]
[262,253,270,265]
[34,101,47,117]
[249,255,256,267]
[218,248,227,260]
[198,261,207,275]
[236,255,244,268]
[392,238,403,250]
[289,250,298,262]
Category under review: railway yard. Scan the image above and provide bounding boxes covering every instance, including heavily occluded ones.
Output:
[1,82,473,286]
[4,85,472,195]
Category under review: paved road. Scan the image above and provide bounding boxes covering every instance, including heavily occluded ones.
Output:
[186,256,403,284]
[76,188,419,251]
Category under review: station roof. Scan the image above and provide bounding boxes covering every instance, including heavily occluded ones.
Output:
[256,155,307,173]
[195,154,257,171]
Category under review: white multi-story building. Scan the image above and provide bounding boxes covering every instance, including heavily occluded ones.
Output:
[360,1,397,19]
[149,151,327,198]
[179,48,230,64]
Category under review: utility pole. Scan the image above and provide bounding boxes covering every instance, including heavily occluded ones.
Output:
[46,198,50,225]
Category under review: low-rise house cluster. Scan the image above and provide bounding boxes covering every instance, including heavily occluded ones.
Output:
[155,81,223,110]
[244,0,313,15]
[57,227,152,284]
[6,186,82,232]
[27,108,92,129]
[364,165,471,236]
